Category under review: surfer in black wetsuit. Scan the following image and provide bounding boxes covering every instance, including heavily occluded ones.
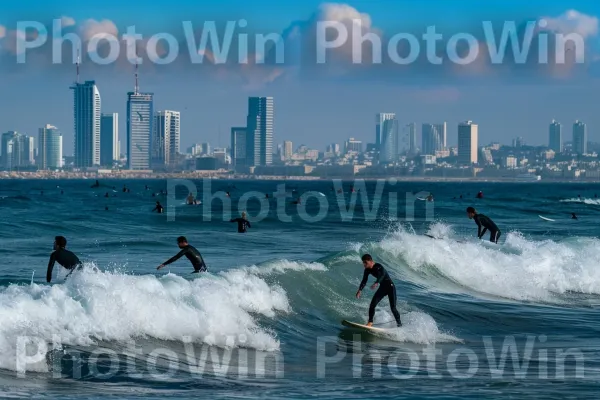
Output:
[230,212,251,233]
[153,201,163,213]
[356,254,402,327]
[47,236,82,283]
[467,207,501,243]
[157,236,207,273]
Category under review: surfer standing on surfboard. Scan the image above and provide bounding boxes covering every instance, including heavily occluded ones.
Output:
[355,254,402,328]
[467,207,501,243]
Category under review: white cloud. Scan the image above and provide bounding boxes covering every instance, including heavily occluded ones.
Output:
[0,25,6,39]
[79,19,118,42]
[60,16,76,28]
[540,10,599,39]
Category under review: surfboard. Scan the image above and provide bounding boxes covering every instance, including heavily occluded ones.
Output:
[341,320,387,332]
[538,215,555,222]
[416,197,427,201]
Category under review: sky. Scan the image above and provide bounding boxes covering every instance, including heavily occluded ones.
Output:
[1,0,600,154]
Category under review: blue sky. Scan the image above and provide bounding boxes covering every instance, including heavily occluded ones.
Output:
[1,0,600,154]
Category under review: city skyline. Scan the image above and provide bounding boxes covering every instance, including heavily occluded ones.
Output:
[1,1,600,152]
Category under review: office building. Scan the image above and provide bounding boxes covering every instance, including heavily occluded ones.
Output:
[573,120,587,155]
[549,120,562,153]
[71,80,101,167]
[376,113,398,163]
[422,123,447,155]
[458,121,478,165]
[231,127,247,169]
[246,97,274,166]
[38,124,63,169]
[100,113,118,167]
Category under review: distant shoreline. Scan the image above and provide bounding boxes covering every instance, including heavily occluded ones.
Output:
[0,172,599,183]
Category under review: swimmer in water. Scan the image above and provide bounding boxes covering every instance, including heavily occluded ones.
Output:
[153,201,164,213]
[230,212,251,233]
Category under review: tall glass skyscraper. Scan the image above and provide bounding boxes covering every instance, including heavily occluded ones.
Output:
[71,81,101,168]
[246,97,273,166]
[549,120,562,153]
[230,127,247,170]
[100,113,119,167]
[572,120,587,155]
[38,124,63,170]
[153,110,180,169]
[376,113,398,163]
[127,92,154,170]
[1,131,35,169]
[422,123,447,155]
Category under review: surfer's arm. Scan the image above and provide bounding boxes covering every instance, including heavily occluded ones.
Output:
[358,269,369,291]
[246,220,251,228]
[46,252,56,283]
[160,248,187,267]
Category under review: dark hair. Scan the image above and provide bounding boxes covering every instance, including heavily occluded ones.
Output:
[361,254,373,262]
[55,236,67,248]
[466,207,476,214]
[177,236,187,244]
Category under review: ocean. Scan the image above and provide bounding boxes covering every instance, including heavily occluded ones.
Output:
[0,179,599,399]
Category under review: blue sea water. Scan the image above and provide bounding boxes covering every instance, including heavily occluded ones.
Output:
[1,179,600,399]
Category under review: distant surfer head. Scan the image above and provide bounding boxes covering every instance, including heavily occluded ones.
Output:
[361,254,375,269]
[241,211,247,219]
[466,207,476,219]
[177,236,188,248]
[54,236,67,250]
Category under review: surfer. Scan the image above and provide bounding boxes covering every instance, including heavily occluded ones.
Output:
[355,254,402,327]
[46,236,82,283]
[571,213,578,220]
[153,201,164,213]
[157,236,207,273]
[426,194,434,202]
[186,193,195,205]
[230,212,251,233]
[467,207,501,243]
[476,191,483,199]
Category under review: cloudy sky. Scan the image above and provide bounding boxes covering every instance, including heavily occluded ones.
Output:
[1,0,599,154]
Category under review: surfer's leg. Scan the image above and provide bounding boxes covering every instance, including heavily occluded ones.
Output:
[490,230,501,243]
[387,284,402,327]
[368,288,386,323]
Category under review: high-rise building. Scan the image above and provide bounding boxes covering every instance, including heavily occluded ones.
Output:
[405,123,418,155]
[376,113,396,153]
[345,138,363,153]
[549,120,562,153]
[512,136,525,148]
[1,131,35,169]
[422,123,447,155]
[38,124,63,170]
[153,110,180,169]
[573,120,587,155]
[377,113,399,163]
[458,121,478,165]
[188,144,202,156]
[100,113,118,167]
[71,80,101,168]
[127,93,154,170]
[231,127,247,169]
[201,143,211,155]
[246,97,274,166]
[283,141,293,160]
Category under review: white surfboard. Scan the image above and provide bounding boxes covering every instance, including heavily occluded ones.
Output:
[341,320,387,333]
[538,215,555,222]
[416,197,427,201]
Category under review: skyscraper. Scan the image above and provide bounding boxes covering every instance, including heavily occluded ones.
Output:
[1,131,35,169]
[422,123,447,155]
[376,113,399,163]
[405,123,417,155]
[38,125,63,170]
[100,113,118,167]
[71,80,101,168]
[153,110,180,169]
[127,66,154,170]
[376,113,396,152]
[283,141,293,160]
[458,121,478,165]
[231,127,247,169]
[246,97,274,166]
[573,120,587,155]
[549,120,562,153]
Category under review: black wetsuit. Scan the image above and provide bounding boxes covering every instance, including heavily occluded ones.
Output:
[153,203,164,213]
[358,263,402,326]
[47,248,82,282]
[474,213,501,243]
[163,245,207,272]
[230,218,251,233]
